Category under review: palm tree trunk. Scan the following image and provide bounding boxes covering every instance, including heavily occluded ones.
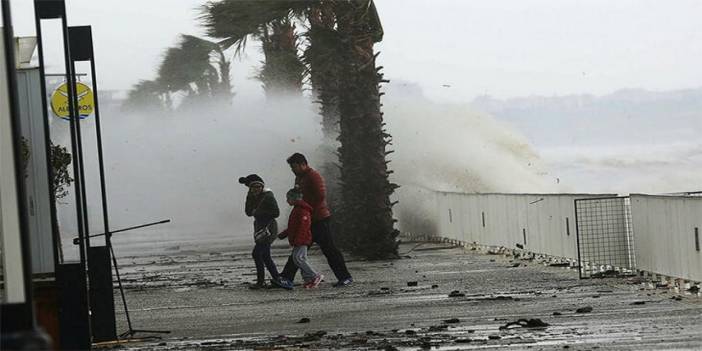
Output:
[215,47,233,102]
[306,3,345,245]
[334,0,399,259]
[259,20,305,98]
[308,4,341,139]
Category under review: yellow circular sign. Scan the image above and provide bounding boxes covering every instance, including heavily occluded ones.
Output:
[50,82,95,120]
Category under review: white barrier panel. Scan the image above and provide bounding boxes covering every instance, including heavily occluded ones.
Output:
[631,194,702,282]
[435,192,614,260]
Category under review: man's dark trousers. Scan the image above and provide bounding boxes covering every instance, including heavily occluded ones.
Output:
[281,217,351,282]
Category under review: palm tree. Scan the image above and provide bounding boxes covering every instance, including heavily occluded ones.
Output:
[156,34,233,106]
[304,1,342,139]
[201,0,310,97]
[124,34,232,111]
[333,0,399,259]
[201,0,399,259]
[300,1,346,247]
[123,79,170,112]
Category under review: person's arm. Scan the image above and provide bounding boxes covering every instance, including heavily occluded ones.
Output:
[256,192,280,219]
[285,207,302,242]
[244,192,256,217]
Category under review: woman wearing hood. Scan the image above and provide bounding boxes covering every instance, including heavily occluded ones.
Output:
[239,174,290,290]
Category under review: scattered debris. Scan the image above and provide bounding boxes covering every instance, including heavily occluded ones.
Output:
[369,287,393,295]
[499,318,550,330]
[448,290,465,298]
[576,306,593,314]
[591,270,620,278]
[428,325,449,332]
[303,331,327,341]
[485,295,513,301]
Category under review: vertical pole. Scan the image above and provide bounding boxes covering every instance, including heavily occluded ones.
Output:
[574,199,583,279]
[2,0,35,324]
[90,33,134,333]
[32,0,62,270]
[70,25,119,341]
[63,16,91,254]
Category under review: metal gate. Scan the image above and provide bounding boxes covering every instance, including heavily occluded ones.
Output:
[575,196,636,278]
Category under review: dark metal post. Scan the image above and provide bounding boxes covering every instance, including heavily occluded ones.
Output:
[574,199,583,279]
[69,25,118,342]
[69,26,108,253]
[34,0,89,267]
[2,0,35,327]
[34,1,92,348]
[30,0,61,271]
[63,17,92,254]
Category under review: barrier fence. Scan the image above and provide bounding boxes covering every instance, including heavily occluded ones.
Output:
[574,197,635,278]
[428,191,702,283]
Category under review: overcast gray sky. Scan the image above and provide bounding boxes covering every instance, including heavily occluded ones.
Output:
[10,0,702,102]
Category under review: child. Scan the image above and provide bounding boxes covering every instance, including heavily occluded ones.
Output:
[278,188,323,288]
[239,174,291,290]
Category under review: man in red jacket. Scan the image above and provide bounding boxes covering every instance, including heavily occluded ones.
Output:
[279,153,353,287]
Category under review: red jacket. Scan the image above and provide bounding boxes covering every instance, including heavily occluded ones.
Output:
[280,200,313,246]
[296,168,331,221]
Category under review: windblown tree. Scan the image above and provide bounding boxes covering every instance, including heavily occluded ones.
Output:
[156,34,233,107]
[201,0,399,259]
[301,1,346,247]
[124,34,232,112]
[122,79,170,112]
[201,0,309,98]
[333,0,399,258]
[304,2,342,139]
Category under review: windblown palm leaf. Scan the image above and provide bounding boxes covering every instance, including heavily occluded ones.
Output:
[201,0,313,51]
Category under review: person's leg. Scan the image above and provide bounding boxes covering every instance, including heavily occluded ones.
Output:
[279,254,298,282]
[260,243,280,279]
[292,246,317,283]
[312,218,351,281]
[251,245,265,284]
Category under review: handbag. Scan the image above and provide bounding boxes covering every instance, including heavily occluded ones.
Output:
[254,222,277,244]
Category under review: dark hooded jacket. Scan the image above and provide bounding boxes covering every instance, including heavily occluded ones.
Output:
[245,189,280,236]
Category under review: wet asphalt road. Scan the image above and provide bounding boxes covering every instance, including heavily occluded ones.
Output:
[104,240,702,350]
